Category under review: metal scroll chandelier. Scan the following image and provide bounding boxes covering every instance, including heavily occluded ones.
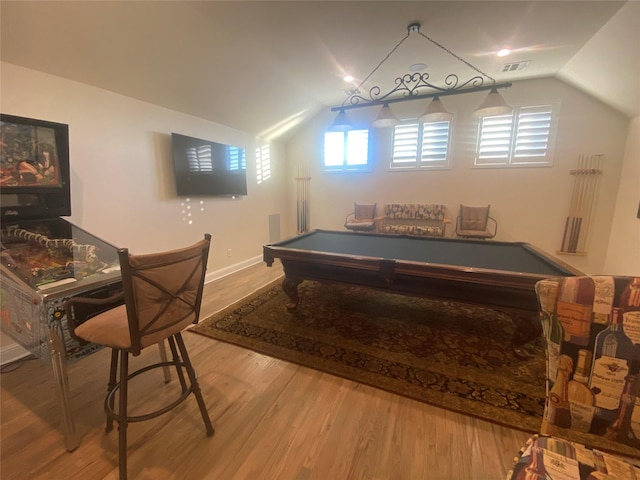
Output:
[329,23,513,131]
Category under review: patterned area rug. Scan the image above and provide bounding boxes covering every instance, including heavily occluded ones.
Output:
[190,279,546,432]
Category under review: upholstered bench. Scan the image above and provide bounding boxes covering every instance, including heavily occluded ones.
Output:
[375,204,450,237]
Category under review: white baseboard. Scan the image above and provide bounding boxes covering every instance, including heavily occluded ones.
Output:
[204,255,263,283]
[0,342,31,366]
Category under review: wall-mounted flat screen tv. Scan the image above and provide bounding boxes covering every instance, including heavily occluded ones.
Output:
[0,114,71,221]
[171,133,247,197]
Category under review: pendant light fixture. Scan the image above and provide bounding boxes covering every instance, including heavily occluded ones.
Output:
[328,23,512,129]
[472,87,513,117]
[419,96,453,122]
[328,109,353,132]
[372,103,400,128]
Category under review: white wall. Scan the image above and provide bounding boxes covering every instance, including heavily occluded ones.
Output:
[1,62,292,363]
[286,77,632,274]
[603,116,640,275]
[1,62,290,274]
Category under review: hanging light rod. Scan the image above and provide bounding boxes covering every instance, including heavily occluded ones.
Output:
[330,82,512,112]
[329,22,512,117]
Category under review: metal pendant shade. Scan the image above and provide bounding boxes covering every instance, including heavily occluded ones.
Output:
[372,103,400,128]
[473,88,513,117]
[328,109,353,131]
[419,96,453,122]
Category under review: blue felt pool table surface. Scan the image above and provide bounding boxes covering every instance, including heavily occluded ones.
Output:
[272,229,575,276]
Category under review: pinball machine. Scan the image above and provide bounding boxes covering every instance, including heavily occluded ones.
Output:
[0,114,122,451]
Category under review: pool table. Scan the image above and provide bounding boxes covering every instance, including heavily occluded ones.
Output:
[263,229,583,359]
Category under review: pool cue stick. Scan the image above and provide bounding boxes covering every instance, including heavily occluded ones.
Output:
[586,154,603,245]
[562,155,581,252]
[309,166,311,231]
[576,153,597,252]
[576,155,592,253]
[302,165,306,232]
[569,155,584,252]
[570,155,587,253]
[578,155,601,253]
[561,173,577,253]
[560,216,571,252]
[571,154,589,252]
[296,164,301,233]
[301,164,304,232]
[305,165,311,231]
[578,153,596,251]
[301,165,304,232]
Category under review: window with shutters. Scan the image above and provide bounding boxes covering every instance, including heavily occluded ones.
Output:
[391,120,451,170]
[256,144,271,184]
[323,129,370,172]
[475,105,555,167]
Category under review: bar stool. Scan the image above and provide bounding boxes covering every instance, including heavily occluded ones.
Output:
[65,234,214,479]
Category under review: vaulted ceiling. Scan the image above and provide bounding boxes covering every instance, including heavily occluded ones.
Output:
[1,1,638,142]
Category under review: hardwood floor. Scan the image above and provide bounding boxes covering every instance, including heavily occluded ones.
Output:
[0,262,532,479]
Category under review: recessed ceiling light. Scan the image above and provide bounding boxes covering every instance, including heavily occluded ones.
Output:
[409,63,427,72]
[497,49,511,57]
[343,74,354,83]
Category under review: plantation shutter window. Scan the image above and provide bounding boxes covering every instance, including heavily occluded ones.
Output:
[421,121,450,165]
[476,115,513,163]
[513,105,553,162]
[392,123,420,166]
[391,120,451,169]
[256,144,271,184]
[475,104,555,167]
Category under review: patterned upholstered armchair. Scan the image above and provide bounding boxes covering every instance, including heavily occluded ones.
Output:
[506,275,640,479]
[344,203,377,232]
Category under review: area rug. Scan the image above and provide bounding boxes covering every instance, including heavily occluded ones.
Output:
[190,279,547,432]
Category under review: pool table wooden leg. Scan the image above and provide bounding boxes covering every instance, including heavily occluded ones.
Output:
[281,276,303,310]
[510,312,543,360]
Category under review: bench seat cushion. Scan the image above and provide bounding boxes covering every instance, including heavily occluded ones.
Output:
[378,224,443,237]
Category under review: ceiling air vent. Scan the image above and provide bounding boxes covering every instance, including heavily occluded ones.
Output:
[502,61,530,72]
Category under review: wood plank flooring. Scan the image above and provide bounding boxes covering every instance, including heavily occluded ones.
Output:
[0,262,532,479]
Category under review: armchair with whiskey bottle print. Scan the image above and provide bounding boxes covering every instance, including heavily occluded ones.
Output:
[506,276,640,480]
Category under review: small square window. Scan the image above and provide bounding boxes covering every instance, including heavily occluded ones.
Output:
[323,129,370,171]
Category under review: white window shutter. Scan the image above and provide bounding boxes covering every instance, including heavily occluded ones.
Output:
[392,123,419,165]
[421,121,450,164]
[513,105,552,162]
